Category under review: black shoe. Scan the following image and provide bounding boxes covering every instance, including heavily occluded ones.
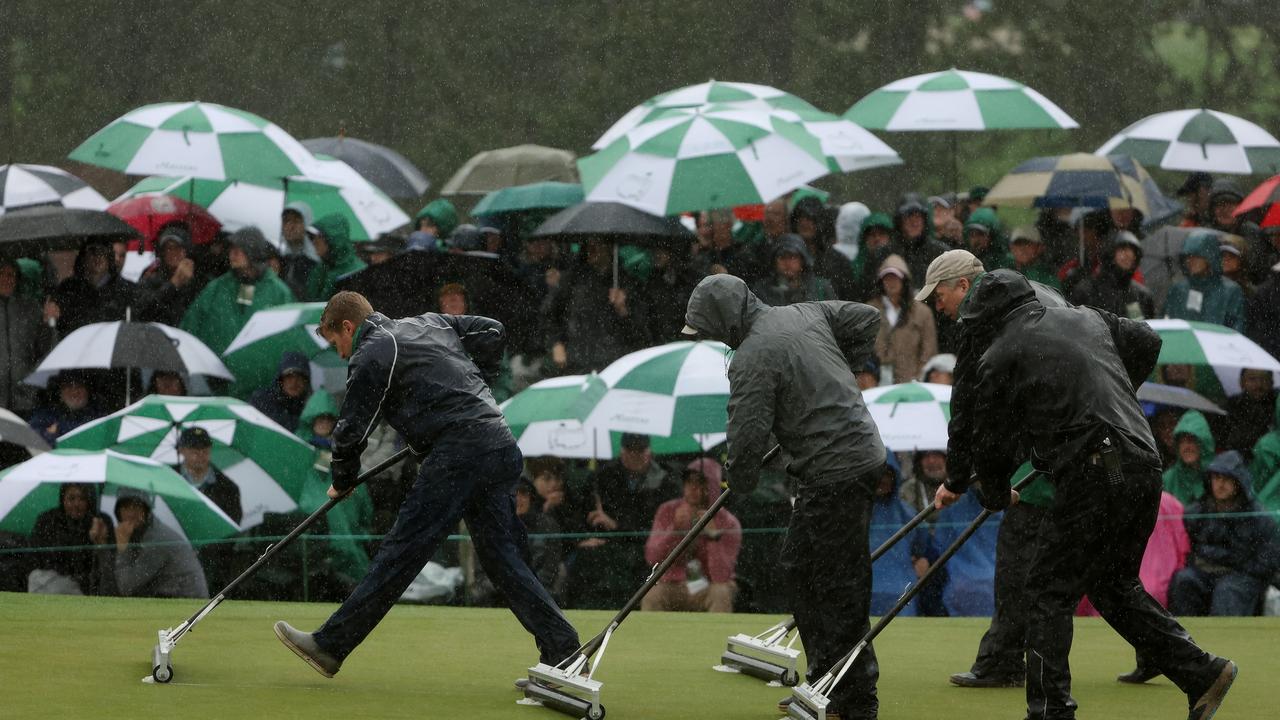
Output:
[949,671,1024,688]
[1188,660,1237,720]
[273,621,341,678]
[1117,665,1162,684]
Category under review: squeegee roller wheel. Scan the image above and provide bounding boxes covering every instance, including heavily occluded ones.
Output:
[152,664,173,683]
[587,707,605,720]
[781,669,800,686]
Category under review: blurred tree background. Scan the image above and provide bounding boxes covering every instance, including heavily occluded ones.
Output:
[2,0,1277,208]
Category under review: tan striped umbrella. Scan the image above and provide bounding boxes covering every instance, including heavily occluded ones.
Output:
[984,152,1151,213]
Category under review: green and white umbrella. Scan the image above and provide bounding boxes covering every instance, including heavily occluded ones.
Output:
[69,101,320,182]
[1147,319,1280,398]
[0,449,238,542]
[501,374,725,460]
[579,341,731,437]
[57,396,316,530]
[221,303,342,397]
[862,382,952,451]
[591,80,823,150]
[1095,108,1280,176]
[845,68,1079,131]
[120,156,408,243]
[579,105,830,216]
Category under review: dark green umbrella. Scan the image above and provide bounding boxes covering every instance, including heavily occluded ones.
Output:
[471,181,583,216]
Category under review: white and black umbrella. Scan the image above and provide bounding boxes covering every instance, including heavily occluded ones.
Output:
[25,322,232,398]
[302,136,430,199]
[0,205,140,255]
[0,164,109,216]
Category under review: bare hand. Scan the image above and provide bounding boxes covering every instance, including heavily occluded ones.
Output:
[587,507,618,531]
[88,517,108,545]
[933,485,963,509]
[607,287,629,317]
[578,537,607,549]
[115,519,137,550]
[171,258,195,287]
[43,300,60,323]
[541,489,564,511]
[545,267,561,289]
[551,342,568,369]
[327,484,353,500]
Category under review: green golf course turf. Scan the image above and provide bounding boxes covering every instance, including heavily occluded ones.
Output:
[0,591,1273,719]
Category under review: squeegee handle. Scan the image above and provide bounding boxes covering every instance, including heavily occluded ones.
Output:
[870,503,936,562]
[175,447,413,630]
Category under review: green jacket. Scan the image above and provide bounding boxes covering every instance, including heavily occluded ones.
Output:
[1161,410,1215,506]
[964,208,1012,271]
[1164,230,1246,332]
[179,269,295,354]
[306,214,367,302]
[1012,262,1061,291]
[296,390,339,441]
[1249,395,1280,511]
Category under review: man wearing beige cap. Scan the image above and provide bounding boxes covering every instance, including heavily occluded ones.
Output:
[914,249,986,320]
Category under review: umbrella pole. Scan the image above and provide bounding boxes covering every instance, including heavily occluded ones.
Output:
[612,244,619,289]
[125,307,132,406]
[950,134,959,191]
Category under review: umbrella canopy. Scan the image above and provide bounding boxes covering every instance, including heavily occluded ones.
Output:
[579,105,830,216]
[57,396,315,530]
[501,374,725,460]
[222,302,335,396]
[105,194,223,251]
[69,101,321,182]
[844,69,1078,131]
[25,321,232,388]
[862,382,952,452]
[1147,319,1280,398]
[0,407,51,454]
[1136,382,1225,415]
[768,107,903,173]
[1235,174,1280,228]
[121,157,409,244]
[302,136,430,198]
[0,164,108,216]
[577,341,731,438]
[531,201,695,247]
[471,181,584,216]
[441,144,578,197]
[1095,108,1280,175]
[0,206,139,255]
[592,80,823,150]
[984,153,1149,212]
[1140,226,1238,312]
[1107,154,1184,226]
[0,449,239,541]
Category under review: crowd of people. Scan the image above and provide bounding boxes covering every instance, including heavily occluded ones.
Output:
[2,169,1279,617]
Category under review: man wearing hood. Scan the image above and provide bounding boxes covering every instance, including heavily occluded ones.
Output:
[962,208,1011,271]
[681,274,885,719]
[1168,451,1280,616]
[1249,396,1280,510]
[1163,410,1215,506]
[306,214,367,302]
[933,268,1236,720]
[135,225,206,326]
[249,352,312,431]
[890,193,950,284]
[834,202,870,262]
[1069,231,1156,319]
[408,198,459,252]
[180,227,296,354]
[749,234,835,306]
[280,201,319,300]
[849,213,895,302]
[1164,230,1246,332]
[45,238,136,334]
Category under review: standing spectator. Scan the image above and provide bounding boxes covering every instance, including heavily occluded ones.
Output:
[640,459,741,613]
[1035,208,1076,272]
[1206,179,1271,284]
[792,197,856,300]
[28,371,104,445]
[411,199,459,249]
[180,227,296,354]
[1175,172,1214,228]
[749,235,835,306]
[868,254,937,384]
[963,208,1011,271]
[1006,226,1060,291]
[696,209,754,278]
[543,239,650,375]
[891,193,950,284]
[1069,232,1156,319]
[112,492,208,599]
[929,193,963,247]
[174,426,241,590]
[0,257,48,415]
[1219,239,1254,298]
[134,226,205,326]
[27,483,115,595]
[1057,209,1114,298]
[1162,409,1215,506]
[249,352,312,431]
[306,215,366,302]
[644,245,703,343]
[279,201,319,300]
[1245,232,1280,358]
[45,239,135,334]
[899,450,949,513]
[918,354,956,385]
[1221,368,1277,454]
[1168,451,1280,615]
[1163,230,1246,332]
[833,202,870,263]
[870,453,929,616]
[849,213,895,302]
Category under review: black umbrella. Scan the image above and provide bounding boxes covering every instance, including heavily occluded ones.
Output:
[531,201,693,247]
[1136,382,1225,415]
[302,137,430,199]
[0,205,139,255]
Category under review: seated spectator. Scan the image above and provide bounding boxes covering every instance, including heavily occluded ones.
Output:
[918,353,956,385]
[1221,368,1276,453]
[28,371,105,445]
[249,352,312,431]
[1150,406,1186,469]
[1163,410,1214,506]
[27,483,115,595]
[180,227,296,355]
[146,370,188,397]
[868,254,937,384]
[112,492,208,599]
[1169,451,1280,615]
[899,450,949,513]
[305,214,366,301]
[1249,394,1280,512]
[870,453,929,616]
[174,426,241,590]
[1246,233,1280,360]
[640,459,741,613]
[1163,230,1246,331]
[134,226,206,326]
[749,235,835,306]
[1069,232,1155,319]
[1006,225,1060,291]
[0,257,49,416]
[473,478,565,606]
[526,456,585,539]
[932,487,999,616]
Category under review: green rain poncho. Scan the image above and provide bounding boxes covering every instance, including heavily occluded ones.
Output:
[296,390,374,582]
[305,214,367,302]
[1162,410,1215,506]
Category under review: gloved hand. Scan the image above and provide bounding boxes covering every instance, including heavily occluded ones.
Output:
[330,454,362,493]
[726,468,758,496]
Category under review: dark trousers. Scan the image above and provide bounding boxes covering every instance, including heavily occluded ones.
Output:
[1025,462,1220,720]
[1169,564,1265,617]
[313,443,580,665]
[970,501,1045,678]
[783,469,880,719]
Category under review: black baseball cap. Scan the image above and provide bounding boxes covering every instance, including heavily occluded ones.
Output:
[1176,172,1214,196]
[177,426,213,449]
[620,433,650,451]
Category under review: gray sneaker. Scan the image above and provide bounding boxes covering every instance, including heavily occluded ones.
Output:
[1187,660,1236,720]
[274,621,341,678]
